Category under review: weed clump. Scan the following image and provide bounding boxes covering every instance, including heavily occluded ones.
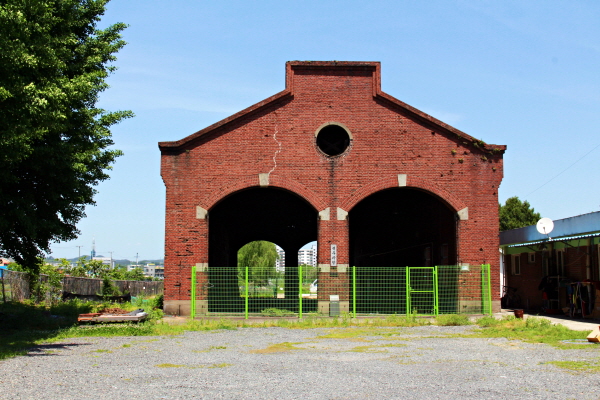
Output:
[435,314,472,326]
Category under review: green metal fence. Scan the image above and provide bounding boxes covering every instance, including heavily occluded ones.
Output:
[191,264,491,318]
[354,265,492,316]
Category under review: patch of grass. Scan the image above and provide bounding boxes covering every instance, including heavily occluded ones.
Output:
[318,328,373,340]
[3,298,597,361]
[208,363,232,368]
[155,362,232,369]
[350,343,406,353]
[546,360,600,374]
[193,345,227,353]
[93,349,111,353]
[155,363,186,368]
[250,342,303,354]
[260,308,295,317]
[435,314,472,326]
[470,316,591,349]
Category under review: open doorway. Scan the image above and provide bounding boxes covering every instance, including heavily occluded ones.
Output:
[349,188,457,314]
[207,187,318,314]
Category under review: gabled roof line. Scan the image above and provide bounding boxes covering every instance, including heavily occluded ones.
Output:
[158,89,292,150]
[159,61,505,153]
[374,91,505,153]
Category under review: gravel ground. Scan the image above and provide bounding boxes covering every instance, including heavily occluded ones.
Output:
[1,325,600,399]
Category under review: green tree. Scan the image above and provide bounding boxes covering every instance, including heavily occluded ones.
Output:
[0,0,132,272]
[123,267,145,281]
[499,196,541,231]
[237,241,279,286]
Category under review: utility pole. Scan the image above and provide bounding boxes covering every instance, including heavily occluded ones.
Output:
[109,251,113,269]
[135,252,139,266]
[76,246,83,266]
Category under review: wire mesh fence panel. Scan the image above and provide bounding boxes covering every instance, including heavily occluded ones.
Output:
[352,265,492,317]
[207,266,245,315]
[202,264,317,318]
[299,264,318,315]
[244,265,288,315]
[1,269,30,302]
[352,266,407,315]
[437,265,491,315]
[199,264,492,318]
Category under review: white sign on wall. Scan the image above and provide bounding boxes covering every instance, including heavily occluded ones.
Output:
[330,244,337,267]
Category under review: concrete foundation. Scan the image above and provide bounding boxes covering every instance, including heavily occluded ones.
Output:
[164,300,191,316]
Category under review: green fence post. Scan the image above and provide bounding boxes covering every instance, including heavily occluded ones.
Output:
[352,265,356,318]
[298,264,303,319]
[405,267,411,316]
[190,265,196,319]
[245,265,249,320]
[484,264,492,315]
[433,266,439,316]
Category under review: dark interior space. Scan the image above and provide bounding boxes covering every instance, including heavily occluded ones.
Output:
[208,187,317,312]
[349,188,457,313]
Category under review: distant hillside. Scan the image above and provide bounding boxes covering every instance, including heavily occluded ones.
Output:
[45,256,164,265]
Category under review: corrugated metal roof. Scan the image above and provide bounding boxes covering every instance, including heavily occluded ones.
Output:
[506,232,600,248]
[500,211,600,246]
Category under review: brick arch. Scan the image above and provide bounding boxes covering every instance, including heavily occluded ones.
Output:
[340,175,467,213]
[202,174,327,212]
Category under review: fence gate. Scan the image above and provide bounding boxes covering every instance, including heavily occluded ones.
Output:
[405,267,438,316]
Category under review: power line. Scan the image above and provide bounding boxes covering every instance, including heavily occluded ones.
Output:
[526,143,600,197]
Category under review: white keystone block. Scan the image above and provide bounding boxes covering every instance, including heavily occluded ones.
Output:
[196,206,208,219]
[397,174,407,187]
[337,207,348,220]
[458,207,469,220]
[259,173,269,187]
[195,263,208,272]
[319,208,330,220]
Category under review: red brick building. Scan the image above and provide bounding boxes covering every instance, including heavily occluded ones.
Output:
[159,61,505,316]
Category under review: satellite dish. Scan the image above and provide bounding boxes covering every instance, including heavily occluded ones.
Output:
[536,217,554,235]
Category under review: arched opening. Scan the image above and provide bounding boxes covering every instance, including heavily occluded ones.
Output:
[208,187,318,313]
[349,188,457,314]
[234,240,284,312]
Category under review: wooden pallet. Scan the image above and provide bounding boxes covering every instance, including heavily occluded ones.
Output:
[78,313,147,323]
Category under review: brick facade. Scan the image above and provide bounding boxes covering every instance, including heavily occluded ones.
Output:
[159,61,506,315]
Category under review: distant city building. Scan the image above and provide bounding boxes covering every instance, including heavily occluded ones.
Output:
[275,244,317,272]
[128,263,164,279]
[127,264,142,272]
[298,244,317,266]
[92,257,113,267]
[275,246,285,272]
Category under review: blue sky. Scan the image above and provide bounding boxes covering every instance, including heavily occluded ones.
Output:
[49,0,600,260]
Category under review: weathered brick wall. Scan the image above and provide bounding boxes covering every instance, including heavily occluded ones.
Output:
[160,61,505,314]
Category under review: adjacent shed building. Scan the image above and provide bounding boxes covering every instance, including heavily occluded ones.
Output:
[159,61,505,316]
[500,212,600,316]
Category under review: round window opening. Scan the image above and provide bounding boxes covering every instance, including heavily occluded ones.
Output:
[316,125,351,156]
